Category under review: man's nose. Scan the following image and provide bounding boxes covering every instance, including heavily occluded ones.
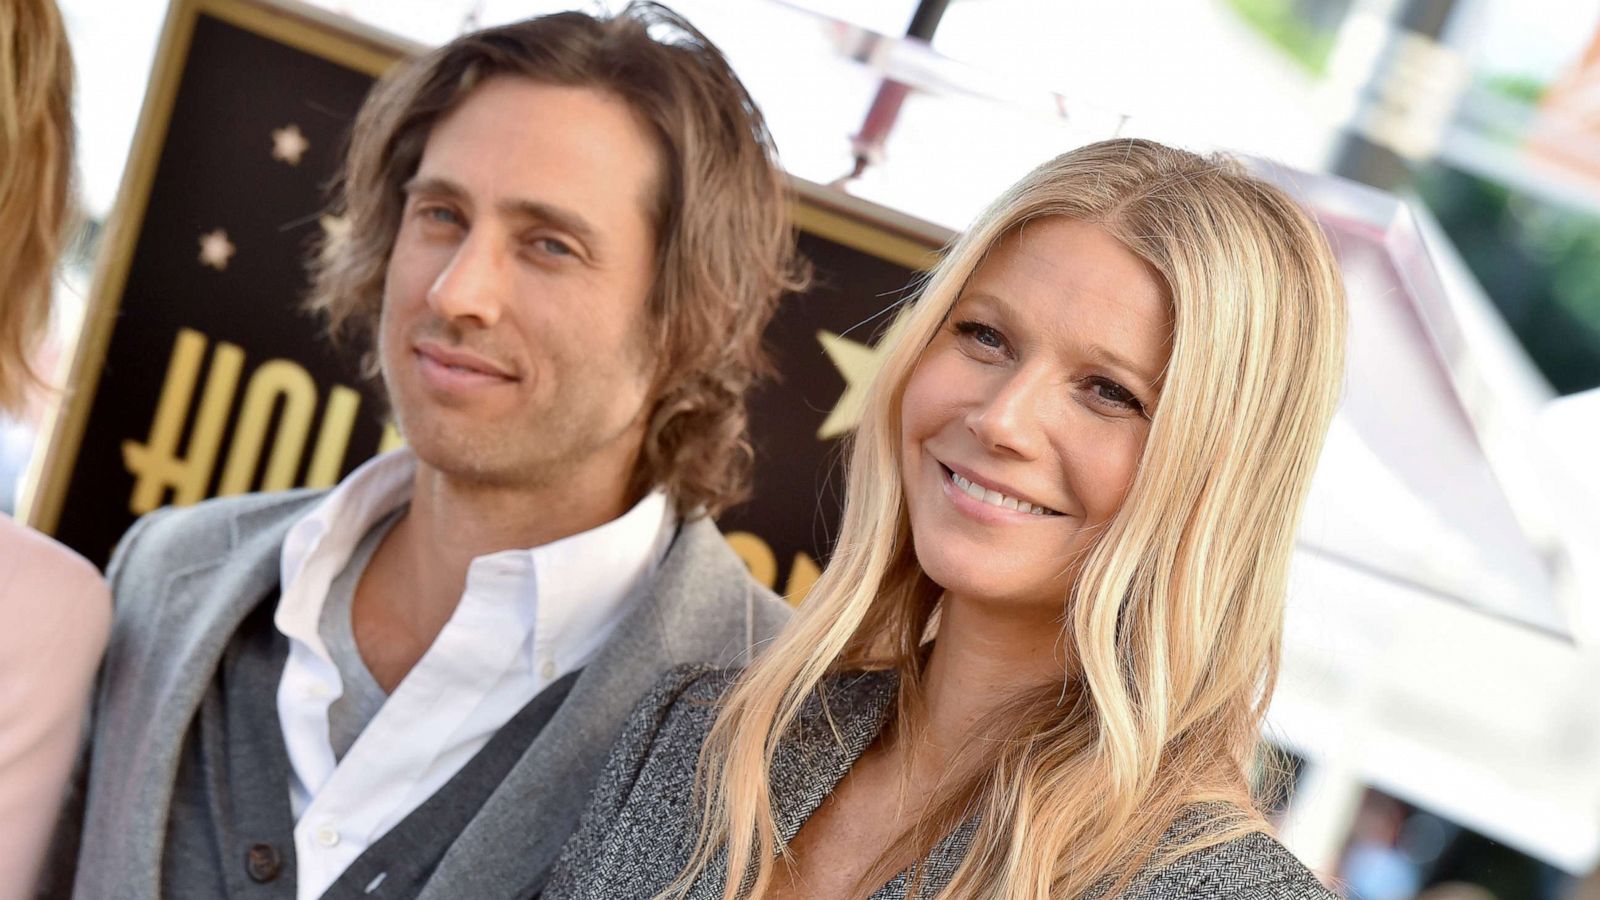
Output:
[966,367,1051,460]
[425,229,508,327]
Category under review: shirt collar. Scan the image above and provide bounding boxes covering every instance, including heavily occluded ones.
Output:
[276,449,417,659]
[275,446,677,676]
[510,487,675,673]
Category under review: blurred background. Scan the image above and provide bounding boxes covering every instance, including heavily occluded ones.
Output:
[19,0,1600,896]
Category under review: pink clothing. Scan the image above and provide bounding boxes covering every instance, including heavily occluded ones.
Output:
[0,516,109,898]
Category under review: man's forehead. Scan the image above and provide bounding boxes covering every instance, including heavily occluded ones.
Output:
[413,77,664,223]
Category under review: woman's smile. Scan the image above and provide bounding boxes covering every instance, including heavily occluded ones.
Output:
[937,460,1065,520]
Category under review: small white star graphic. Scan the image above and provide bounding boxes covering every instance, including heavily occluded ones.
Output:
[198,228,236,271]
[271,124,309,165]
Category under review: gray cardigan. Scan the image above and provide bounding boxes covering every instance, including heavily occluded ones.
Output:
[544,666,1336,899]
[44,489,791,900]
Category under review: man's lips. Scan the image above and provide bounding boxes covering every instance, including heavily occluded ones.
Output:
[413,341,518,381]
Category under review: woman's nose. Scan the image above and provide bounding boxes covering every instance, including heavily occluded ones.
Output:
[965,367,1050,460]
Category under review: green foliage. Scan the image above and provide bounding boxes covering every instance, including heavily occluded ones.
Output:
[1519,199,1600,336]
[1483,73,1549,104]
[1415,164,1600,394]
[1224,0,1337,74]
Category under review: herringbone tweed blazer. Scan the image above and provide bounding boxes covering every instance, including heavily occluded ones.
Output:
[544,666,1336,899]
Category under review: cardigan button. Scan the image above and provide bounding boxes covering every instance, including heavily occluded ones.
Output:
[245,842,283,883]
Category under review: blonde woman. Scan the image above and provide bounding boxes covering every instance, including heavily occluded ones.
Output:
[545,138,1344,899]
[0,0,111,894]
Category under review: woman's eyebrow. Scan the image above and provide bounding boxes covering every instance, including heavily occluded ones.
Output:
[1084,343,1162,393]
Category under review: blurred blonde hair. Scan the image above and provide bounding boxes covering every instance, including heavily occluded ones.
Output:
[669,139,1347,898]
[0,0,74,414]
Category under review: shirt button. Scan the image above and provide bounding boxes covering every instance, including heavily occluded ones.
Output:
[305,682,330,700]
[315,824,340,847]
[245,842,282,883]
[540,660,557,680]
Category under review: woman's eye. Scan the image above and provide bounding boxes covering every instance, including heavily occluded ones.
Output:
[953,320,1008,356]
[1088,377,1145,415]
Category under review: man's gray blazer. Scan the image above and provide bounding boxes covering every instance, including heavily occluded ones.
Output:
[50,488,791,899]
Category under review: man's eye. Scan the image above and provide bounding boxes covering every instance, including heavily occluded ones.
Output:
[420,205,462,226]
[536,237,574,257]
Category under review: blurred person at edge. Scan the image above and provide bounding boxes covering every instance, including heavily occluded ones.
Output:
[0,0,112,896]
[39,4,805,899]
[545,139,1347,900]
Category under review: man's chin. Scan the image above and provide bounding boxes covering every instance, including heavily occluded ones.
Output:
[397,421,519,486]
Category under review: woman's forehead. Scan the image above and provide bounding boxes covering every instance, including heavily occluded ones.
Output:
[962,220,1171,359]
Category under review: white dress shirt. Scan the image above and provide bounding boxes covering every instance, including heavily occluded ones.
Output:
[273,449,675,900]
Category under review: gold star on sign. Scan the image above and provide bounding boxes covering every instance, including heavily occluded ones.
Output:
[271,124,310,165]
[198,228,236,271]
[816,330,888,440]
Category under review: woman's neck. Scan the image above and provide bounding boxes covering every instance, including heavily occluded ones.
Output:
[903,594,1070,773]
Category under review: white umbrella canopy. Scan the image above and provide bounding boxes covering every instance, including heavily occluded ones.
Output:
[1538,388,1600,633]
[1253,160,1570,635]
[1272,545,1600,875]
[1250,163,1600,875]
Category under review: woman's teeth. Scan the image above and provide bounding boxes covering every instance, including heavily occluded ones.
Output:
[948,470,1059,516]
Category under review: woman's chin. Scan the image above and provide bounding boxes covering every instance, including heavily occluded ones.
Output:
[913,518,1059,586]
[918,560,1068,621]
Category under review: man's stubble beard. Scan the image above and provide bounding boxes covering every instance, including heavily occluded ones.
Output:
[386,369,653,494]
[377,304,661,494]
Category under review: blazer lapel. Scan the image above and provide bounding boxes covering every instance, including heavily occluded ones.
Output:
[682,669,899,900]
[772,669,897,844]
[418,519,770,900]
[84,502,299,896]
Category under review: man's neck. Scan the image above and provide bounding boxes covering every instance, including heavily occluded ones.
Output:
[399,460,640,605]
[348,458,643,692]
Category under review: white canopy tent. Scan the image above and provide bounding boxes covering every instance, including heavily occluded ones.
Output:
[1254,165,1600,876]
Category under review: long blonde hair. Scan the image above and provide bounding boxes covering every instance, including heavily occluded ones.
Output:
[0,0,74,414]
[676,139,1346,898]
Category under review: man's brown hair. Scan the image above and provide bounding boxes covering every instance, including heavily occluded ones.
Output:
[307,1,806,517]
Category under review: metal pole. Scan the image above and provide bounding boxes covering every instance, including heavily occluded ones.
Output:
[905,0,953,42]
[1326,0,1469,190]
[841,0,955,182]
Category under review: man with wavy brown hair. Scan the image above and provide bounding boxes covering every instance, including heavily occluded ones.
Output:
[48,5,803,899]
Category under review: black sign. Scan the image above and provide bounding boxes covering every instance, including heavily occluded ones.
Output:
[30,0,950,602]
